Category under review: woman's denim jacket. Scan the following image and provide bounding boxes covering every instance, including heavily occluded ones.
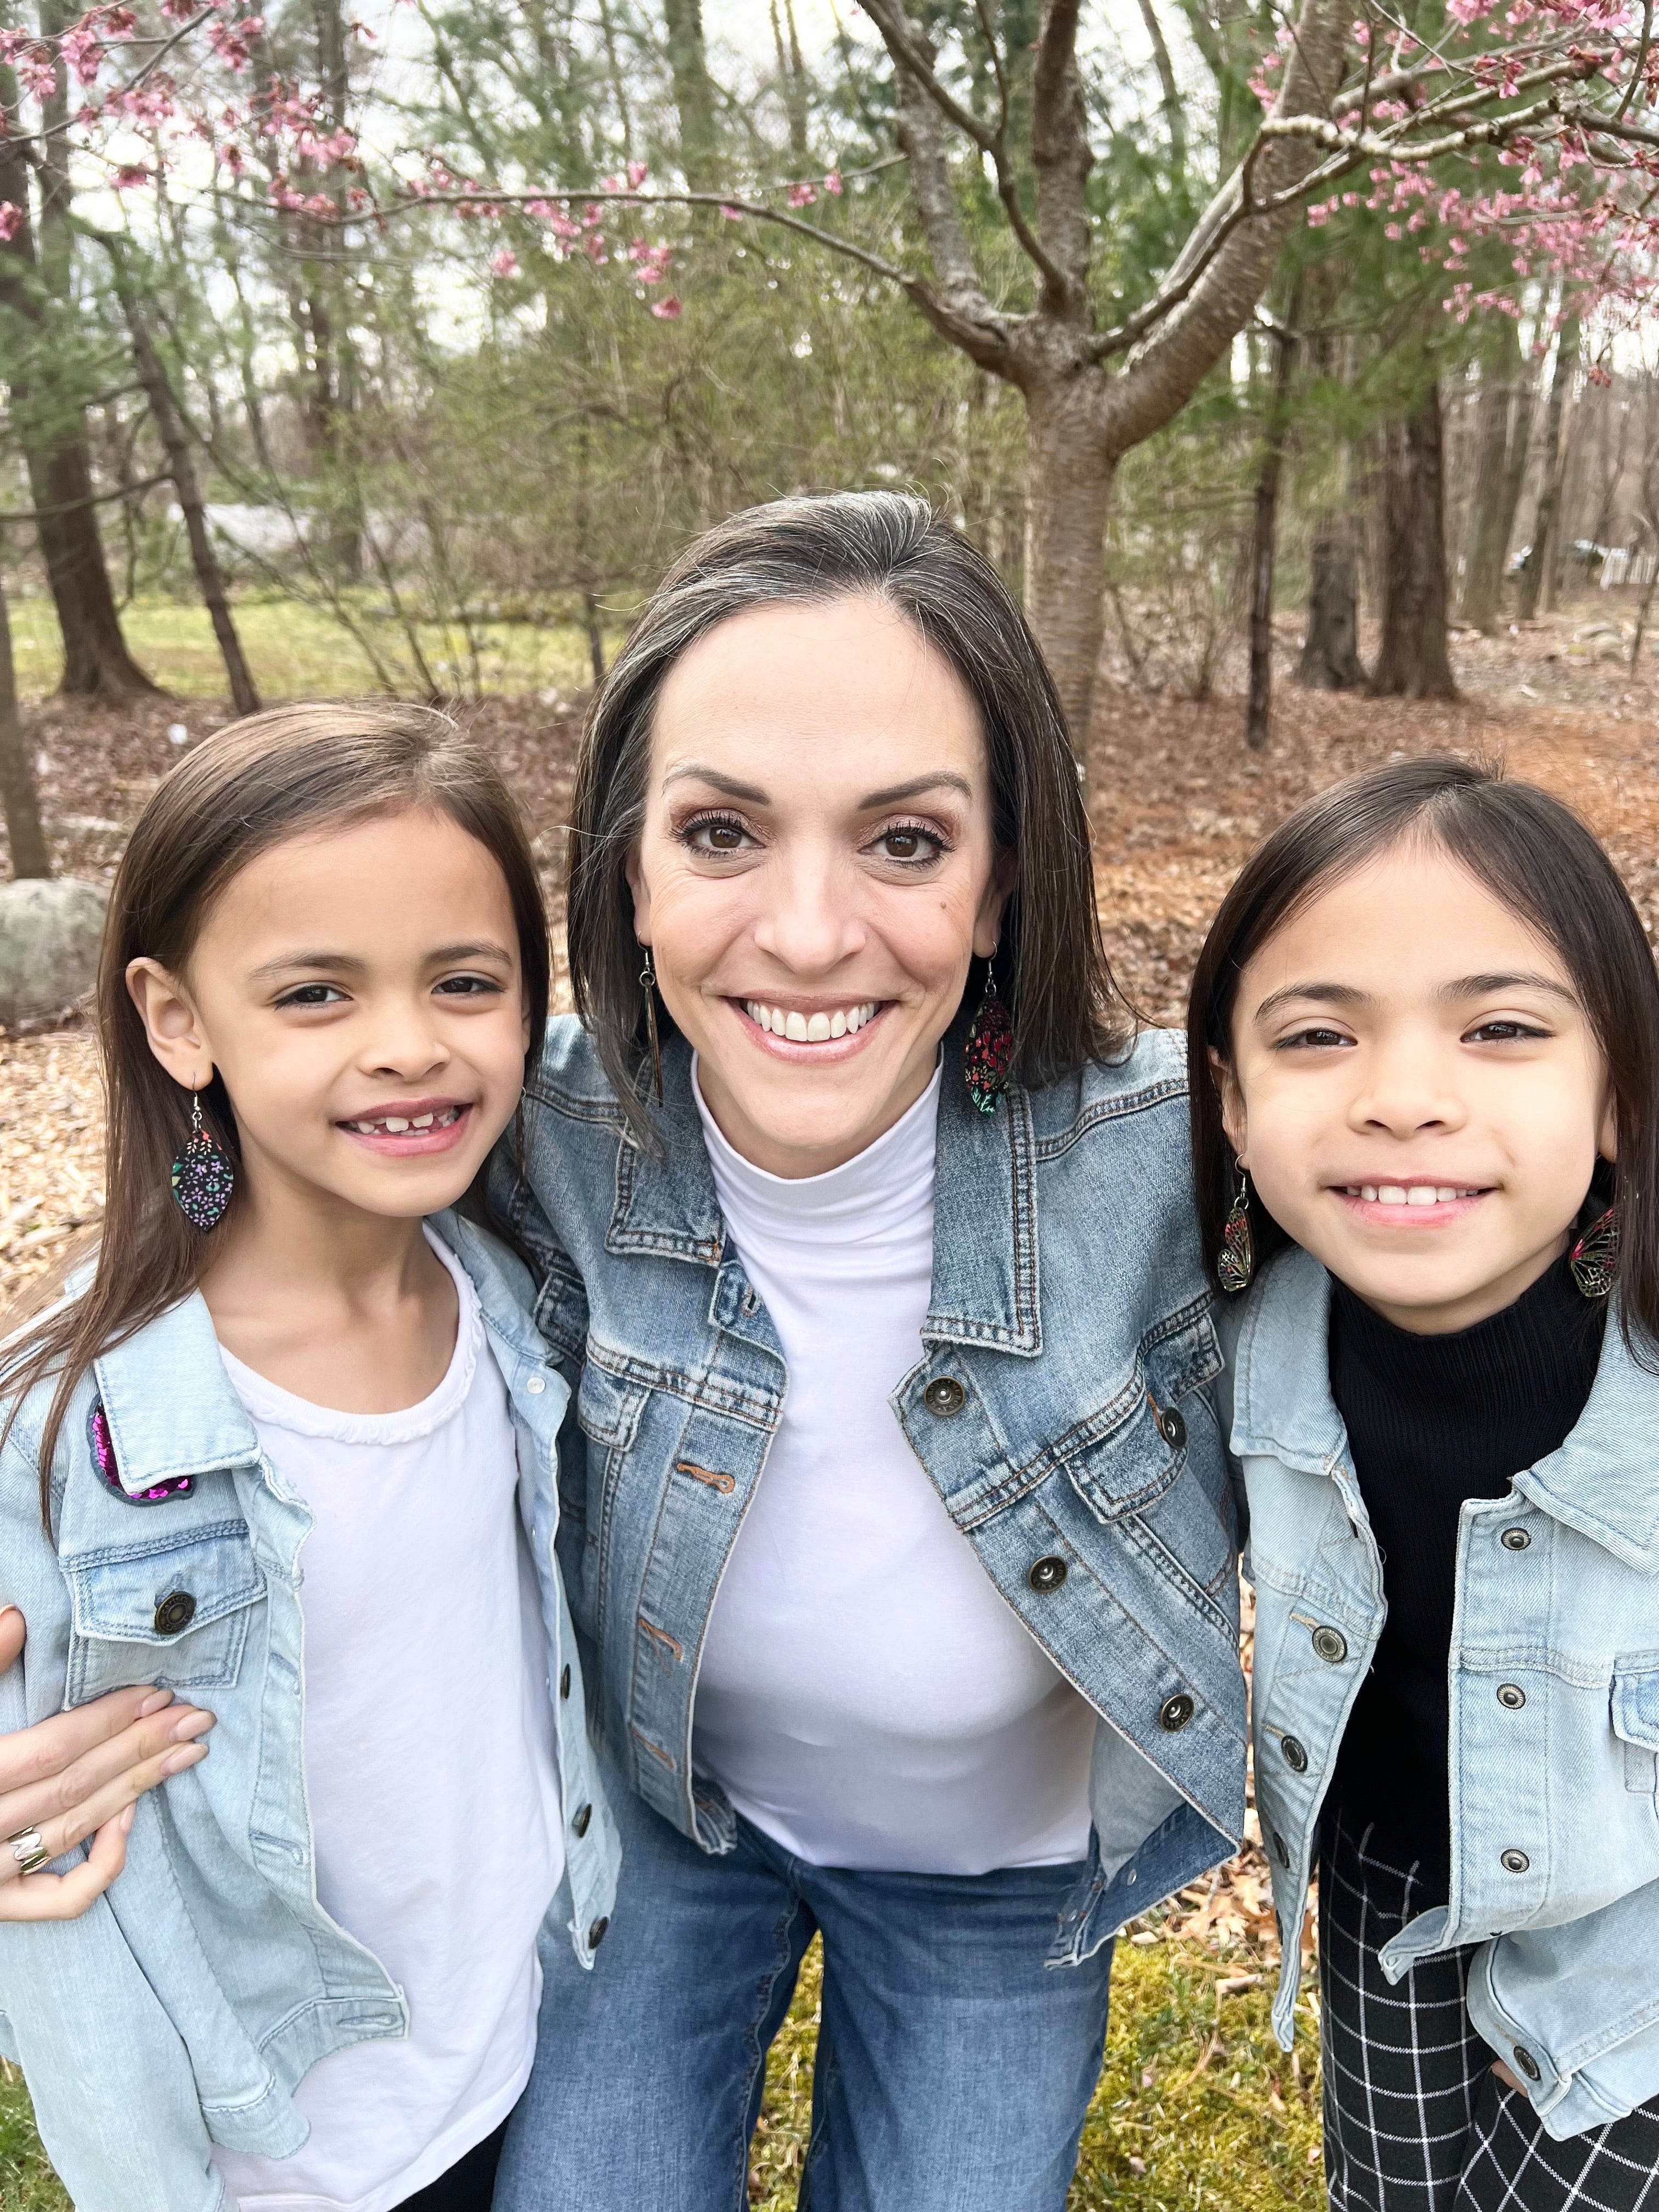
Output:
[0,1214,617,2212]
[1221,1246,1659,2140]
[490,1015,1247,1959]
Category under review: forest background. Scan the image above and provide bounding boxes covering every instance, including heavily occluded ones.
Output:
[5,0,1659,2200]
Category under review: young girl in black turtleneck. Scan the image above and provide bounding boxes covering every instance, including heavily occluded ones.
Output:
[1188,756,1659,2212]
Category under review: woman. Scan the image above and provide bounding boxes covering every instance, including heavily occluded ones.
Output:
[4,493,1244,2211]
[488,492,1245,2211]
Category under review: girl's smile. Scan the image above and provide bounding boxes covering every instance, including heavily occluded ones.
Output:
[335,1096,476,1156]
[1331,1181,1493,1227]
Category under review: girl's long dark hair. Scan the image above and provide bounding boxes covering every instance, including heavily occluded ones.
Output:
[567,490,1132,1144]
[1188,754,1659,1362]
[2,702,550,1528]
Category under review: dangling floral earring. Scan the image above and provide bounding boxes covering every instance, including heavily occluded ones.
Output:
[1217,1167,1255,1294]
[640,947,663,1105]
[964,956,1014,1115]
[171,1086,235,1232]
[1568,1203,1618,1299]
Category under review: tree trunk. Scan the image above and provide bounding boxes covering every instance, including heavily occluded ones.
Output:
[1459,317,1522,632]
[662,0,718,186]
[1518,313,1578,622]
[1371,381,1457,699]
[119,281,261,716]
[1296,519,1363,688]
[1245,305,1297,749]
[1023,385,1116,751]
[0,567,50,879]
[0,116,158,701]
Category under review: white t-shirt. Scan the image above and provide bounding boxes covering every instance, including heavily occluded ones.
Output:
[691,1061,1096,1875]
[212,1234,565,2212]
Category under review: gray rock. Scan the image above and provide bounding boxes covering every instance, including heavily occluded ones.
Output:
[0,877,108,1029]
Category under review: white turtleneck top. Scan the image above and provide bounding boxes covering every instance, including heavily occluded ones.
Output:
[690,1059,1096,1875]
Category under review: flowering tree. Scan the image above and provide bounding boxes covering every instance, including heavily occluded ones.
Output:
[2,0,1657,731]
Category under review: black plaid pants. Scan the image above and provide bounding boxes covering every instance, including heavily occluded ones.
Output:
[1318,1808,1659,2212]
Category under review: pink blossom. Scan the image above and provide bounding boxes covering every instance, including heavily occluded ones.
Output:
[720,204,743,220]
[651,295,682,319]
[823,168,843,194]
[786,180,816,205]
[627,159,648,187]
[0,201,24,242]
[490,246,519,277]
[114,162,151,188]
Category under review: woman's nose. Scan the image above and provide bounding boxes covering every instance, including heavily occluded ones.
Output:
[752,853,865,973]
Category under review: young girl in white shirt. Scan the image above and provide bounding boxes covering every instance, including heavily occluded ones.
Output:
[0,703,613,2212]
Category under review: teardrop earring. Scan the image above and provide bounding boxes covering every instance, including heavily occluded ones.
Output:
[171,1087,236,1232]
[964,958,1013,1115]
[1217,1167,1255,1295]
[640,948,663,1105]
[1568,1203,1618,1299]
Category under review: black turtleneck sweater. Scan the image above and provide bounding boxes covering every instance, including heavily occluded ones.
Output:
[1323,1255,1604,1895]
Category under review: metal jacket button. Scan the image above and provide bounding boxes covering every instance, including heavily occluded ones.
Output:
[923,1377,966,1418]
[560,1664,572,1699]
[1512,2045,1542,2083]
[1501,1848,1531,1874]
[1500,1526,1531,1551]
[1311,1626,1348,1663]
[572,1804,592,1838]
[587,1916,610,1948]
[1159,1692,1195,1733]
[1497,1683,1526,1710]
[1154,1406,1186,1449]
[154,1591,196,1636]
[1028,1554,1068,1594]
[1280,1735,1309,1773]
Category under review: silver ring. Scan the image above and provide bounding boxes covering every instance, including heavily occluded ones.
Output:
[7,1825,50,1877]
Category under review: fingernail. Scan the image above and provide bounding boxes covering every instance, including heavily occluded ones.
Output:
[119,1803,136,1833]
[170,1711,215,1742]
[138,1689,174,1717]
[162,1743,207,1775]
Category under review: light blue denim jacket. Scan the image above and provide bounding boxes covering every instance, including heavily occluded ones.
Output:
[0,1212,617,2212]
[1220,1246,1659,2139]
[489,1016,1246,1960]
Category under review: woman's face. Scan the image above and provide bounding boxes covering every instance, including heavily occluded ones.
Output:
[627,592,1011,1178]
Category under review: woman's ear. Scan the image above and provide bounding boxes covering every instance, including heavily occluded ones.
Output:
[1207,1046,1249,1165]
[972,852,1017,960]
[1598,1092,1618,1166]
[126,959,213,1092]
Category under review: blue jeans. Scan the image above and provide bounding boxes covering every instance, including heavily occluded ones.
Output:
[496,1773,1114,2212]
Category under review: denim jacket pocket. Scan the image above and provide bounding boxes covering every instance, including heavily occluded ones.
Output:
[1612,1657,1659,1798]
[1061,1380,1235,1614]
[65,1525,264,1701]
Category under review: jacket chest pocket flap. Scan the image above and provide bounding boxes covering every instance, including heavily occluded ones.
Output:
[1612,1658,1659,1797]
[65,1526,264,1703]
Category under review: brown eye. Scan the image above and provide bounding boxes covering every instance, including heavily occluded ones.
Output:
[706,822,744,851]
[885,828,922,859]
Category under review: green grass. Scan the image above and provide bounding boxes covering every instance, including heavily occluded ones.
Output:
[6,593,620,702]
[2,1942,1323,2210]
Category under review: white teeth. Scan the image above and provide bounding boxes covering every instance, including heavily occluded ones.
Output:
[1378,1185,1407,1204]
[382,1118,409,1133]
[1361,1185,1378,1202]
[1351,1181,1479,1206]
[743,1000,878,1041]
[1407,1186,1435,1206]
[345,1106,460,1135]
[411,1113,435,1130]
[1436,1186,1456,1203]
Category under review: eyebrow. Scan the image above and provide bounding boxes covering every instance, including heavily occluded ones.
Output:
[661,763,973,809]
[1251,972,1578,1023]
[247,940,515,982]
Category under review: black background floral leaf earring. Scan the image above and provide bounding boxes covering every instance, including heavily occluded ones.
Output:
[1568,1201,1618,1299]
[640,948,663,1104]
[964,956,1013,1115]
[171,1085,235,1231]
[1217,1166,1255,1294]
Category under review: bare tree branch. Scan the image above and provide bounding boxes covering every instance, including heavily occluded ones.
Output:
[1031,0,1092,313]
[1135,0,1188,177]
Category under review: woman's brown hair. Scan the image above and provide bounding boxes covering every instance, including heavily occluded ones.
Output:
[2,700,550,1526]
[566,490,1132,1142]
[1187,754,1659,1362]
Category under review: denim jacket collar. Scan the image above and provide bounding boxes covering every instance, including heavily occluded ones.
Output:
[94,1293,262,1500]
[605,1034,1040,1355]
[1232,1244,1659,1575]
